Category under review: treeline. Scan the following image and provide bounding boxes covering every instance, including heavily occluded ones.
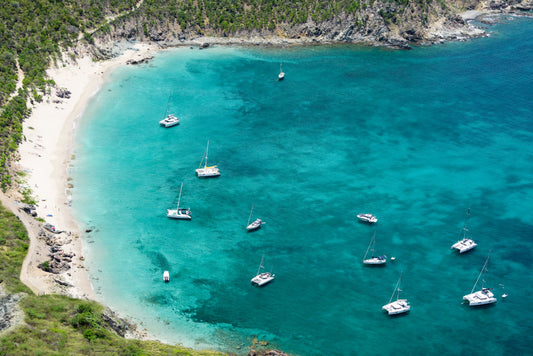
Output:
[0,0,472,190]
[0,0,137,190]
[110,0,378,37]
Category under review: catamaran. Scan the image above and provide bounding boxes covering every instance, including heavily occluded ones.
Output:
[166,183,191,220]
[463,252,497,306]
[246,204,262,232]
[451,208,477,253]
[363,231,387,265]
[195,140,220,178]
[382,273,410,315]
[159,93,180,128]
[251,254,275,287]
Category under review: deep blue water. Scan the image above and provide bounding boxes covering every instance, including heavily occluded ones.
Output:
[72,17,533,355]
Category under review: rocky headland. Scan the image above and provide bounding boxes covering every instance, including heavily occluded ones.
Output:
[88,0,533,54]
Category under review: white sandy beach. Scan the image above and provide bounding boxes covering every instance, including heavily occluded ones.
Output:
[2,42,162,301]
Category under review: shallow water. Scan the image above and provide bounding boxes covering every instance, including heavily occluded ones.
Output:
[72,17,533,355]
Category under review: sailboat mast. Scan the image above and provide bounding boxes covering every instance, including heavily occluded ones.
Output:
[205,140,209,168]
[257,254,265,276]
[471,251,491,293]
[165,92,171,116]
[177,183,183,209]
[248,204,254,225]
[462,208,471,239]
[363,231,376,260]
[388,272,403,303]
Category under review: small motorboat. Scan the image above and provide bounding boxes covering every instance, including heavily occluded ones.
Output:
[357,213,378,224]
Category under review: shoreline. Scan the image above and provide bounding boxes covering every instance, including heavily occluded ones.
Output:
[0,8,529,348]
[5,42,163,301]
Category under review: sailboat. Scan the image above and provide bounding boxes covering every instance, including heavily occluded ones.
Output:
[166,182,191,220]
[363,231,387,265]
[163,271,170,283]
[451,208,477,253]
[159,92,180,128]
[251,254,275,286]
[278,62,285,81]
[246,204,262,232]
[195,140,220,178]
[382,272,410,315]
[463,252,497,306]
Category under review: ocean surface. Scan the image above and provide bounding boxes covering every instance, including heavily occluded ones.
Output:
[71,16,533,355]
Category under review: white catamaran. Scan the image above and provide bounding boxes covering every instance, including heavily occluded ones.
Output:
[463,252,497,306]
[451,208,477,253]
[159,93,180,128]
[363,231,387,265]
[195,140,220,178]
[166,182,191,220]
[382,273,410,315]
[251,254,275,287]
[246,204,262,232]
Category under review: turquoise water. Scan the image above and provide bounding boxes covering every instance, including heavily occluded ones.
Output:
[72,17,533,355]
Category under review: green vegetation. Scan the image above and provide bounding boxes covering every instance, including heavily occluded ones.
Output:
[0,0,137,190]
[0,0,473,190]
[0,204,31,294]
[0,203,225,354]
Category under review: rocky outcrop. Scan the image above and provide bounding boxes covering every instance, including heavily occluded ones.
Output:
[37,224,75,274]
[0,284,24,336]
[248,350,290,356]
[91,0,532,50]
[101,308,138,338]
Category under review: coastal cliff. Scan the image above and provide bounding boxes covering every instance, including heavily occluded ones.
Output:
[99,0,533,49]
[0,0,532,354]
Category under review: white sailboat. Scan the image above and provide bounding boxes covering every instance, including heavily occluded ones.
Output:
[451,208,477,253]
[195,140,220,178]
[382,272,410,315]
[363,231,387,265]
[251,254,275,287]
[246,204,262,232]
[163,271,170,283]
[159,92,180,128]
[166,182,191,220]
[463,252,497,306]
[278,62,285,81]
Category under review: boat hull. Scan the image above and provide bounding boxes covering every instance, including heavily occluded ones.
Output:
[166,209,191,220]
[451,239,477,253]
[363,256,387,265]
[196,167,220,178]
[463,289,497,306]
[382,299,410,315]
[159,115,179,128]
[251,272,275,286]
[247,219,262,231]
[357,213,378,224]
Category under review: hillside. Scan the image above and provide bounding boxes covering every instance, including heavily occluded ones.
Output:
[1,0,532,190]
[0,0,532,354]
